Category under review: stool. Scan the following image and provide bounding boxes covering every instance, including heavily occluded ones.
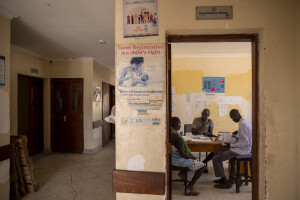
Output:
[172,165,189,194]
[229,153,252,193]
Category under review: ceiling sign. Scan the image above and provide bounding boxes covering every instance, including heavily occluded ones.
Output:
[196,6,233,20]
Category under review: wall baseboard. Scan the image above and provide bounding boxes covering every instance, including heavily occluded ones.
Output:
[83,145,102,154]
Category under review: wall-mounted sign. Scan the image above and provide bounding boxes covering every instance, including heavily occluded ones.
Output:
[203,77,225,93]
[196,6,233,20]
[123,0,159,38]
[0,56,5,86]
[30,68,39,74]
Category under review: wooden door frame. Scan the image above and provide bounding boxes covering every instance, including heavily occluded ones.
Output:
[166,34,259,200]
[50,78,84,153]
[102,82,115,146]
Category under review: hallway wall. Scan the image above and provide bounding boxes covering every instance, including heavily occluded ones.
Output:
[10,50,115,151]
[115,0,298,199]
[92,61,115,151]
[0,14,11,200]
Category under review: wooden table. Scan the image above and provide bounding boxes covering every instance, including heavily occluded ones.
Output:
[187,140,226,152]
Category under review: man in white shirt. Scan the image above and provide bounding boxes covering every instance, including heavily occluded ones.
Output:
[212,109,252,189]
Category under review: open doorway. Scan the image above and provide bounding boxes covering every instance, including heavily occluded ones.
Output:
[102,82,115,146]
[167,35,259,200]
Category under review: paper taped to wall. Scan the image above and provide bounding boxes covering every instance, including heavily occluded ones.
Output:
[219,104,227,116]
[218,96,242,104]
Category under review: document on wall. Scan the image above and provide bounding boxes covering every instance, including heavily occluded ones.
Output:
[184,93,191,104]
[186,105,192,116]
[193,93,205,101]
[193,100,204,110]
[218,96,242,105]
[219,104,227,116]
[204,94,216,102]
[171,87,176,105]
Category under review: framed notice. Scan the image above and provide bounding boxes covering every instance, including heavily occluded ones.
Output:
[123,0,159,38]
[0,56,5,86]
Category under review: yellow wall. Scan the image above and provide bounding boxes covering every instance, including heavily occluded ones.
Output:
[92,61,115,150]
[10,49,115,151]
[0,14,10,200]
[115,0,298,199]
[172,56,252,134]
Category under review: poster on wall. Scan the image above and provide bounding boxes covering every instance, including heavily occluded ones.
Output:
[0,56,5,86]
[123,0,159,38]
[203,77,225,93]
[117,44,164,113]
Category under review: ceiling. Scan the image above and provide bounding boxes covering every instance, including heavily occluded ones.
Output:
[172,42,251,58]
[0,0,116,69]
[0,1,251,69]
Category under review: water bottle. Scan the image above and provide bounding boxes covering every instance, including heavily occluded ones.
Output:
[180,131,183,136]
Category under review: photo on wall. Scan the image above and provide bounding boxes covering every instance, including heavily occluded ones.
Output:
[123,0,159,38]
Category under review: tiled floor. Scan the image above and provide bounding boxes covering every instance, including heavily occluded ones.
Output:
[22,141,116,200]
[22,143,251,200]
[172,152,252,200]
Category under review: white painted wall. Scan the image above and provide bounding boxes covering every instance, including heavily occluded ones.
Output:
[92,61,115,150]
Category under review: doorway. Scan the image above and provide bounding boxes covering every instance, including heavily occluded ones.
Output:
[167,35,259,200]
[51,78,83,153]
[102,82,115,146]
[18,75,44,156]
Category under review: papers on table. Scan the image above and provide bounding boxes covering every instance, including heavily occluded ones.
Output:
[183,135,212,143]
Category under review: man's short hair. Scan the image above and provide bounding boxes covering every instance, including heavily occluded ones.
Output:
[202,108,210,114]
[230,109,240,116]
[130,57,144,65]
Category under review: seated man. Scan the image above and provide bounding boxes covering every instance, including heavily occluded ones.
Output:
[191,109,214,136]
[170,117,205,196]
[212,109,252,189]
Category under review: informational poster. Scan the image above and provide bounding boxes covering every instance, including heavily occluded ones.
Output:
[193,100,204,110]
[184,93,191,104]
[218,96,242,105]
[0,56,5,86]
[203,77,225,93]
[171,87,176,112]
[219,104,227,116]
[123,0,159,38]
[117,44,164,112]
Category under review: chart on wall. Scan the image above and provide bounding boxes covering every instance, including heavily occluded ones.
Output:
[202,77,225,93]
[116,44,165,113]
[123,0,159,38]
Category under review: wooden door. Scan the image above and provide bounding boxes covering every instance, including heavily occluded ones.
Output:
[102,82,115,146]
[29,78,44,155]
[18,75,44,156]
[51,78,83,153]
